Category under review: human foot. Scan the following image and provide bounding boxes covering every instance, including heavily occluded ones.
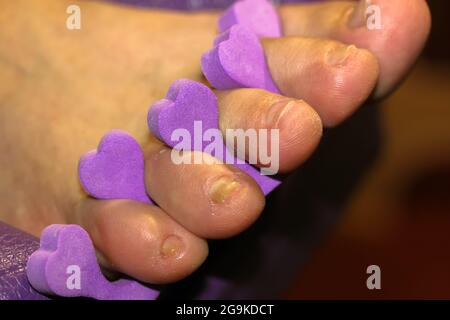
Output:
[0,0,430,285]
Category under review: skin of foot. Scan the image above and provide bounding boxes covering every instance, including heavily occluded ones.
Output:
[0,0,430,284]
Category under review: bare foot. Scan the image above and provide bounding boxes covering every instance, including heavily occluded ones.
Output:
[0,0,430,284]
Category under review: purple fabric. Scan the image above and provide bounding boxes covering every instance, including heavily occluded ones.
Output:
[0,222,49,300]
[108,0,315,10]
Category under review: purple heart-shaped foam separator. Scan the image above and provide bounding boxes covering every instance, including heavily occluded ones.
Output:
[218,0,282,38]
[148,79,281,195]
[201,25,280,93]
[148,79,219,151]
[27,224,159,300]
[78,130,152,204]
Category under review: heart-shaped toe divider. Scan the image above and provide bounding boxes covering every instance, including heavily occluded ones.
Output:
[201,25,279,93]
[27,224,159,300]
[203,0,284,93]
[78,130,152,204]
[219,0,282,38]
[148,78,219,150]
[148,79,281,195]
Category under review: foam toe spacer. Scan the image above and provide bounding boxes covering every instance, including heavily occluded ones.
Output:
[218,0,282,38]
[148,79,219,150]
[201,25,279,92]
[78,130,153,204]
[203,0,283,92]
[148,79,281,195]
[27,224,159,300]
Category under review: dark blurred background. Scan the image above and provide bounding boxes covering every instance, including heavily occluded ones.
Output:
[284,0,450,299]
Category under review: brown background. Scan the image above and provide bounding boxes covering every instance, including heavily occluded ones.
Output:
[285,0,450,299]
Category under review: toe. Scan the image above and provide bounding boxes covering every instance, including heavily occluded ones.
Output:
[279,0,431,97]
[263,37,379,126]
[73,198,208,284]
[143,144,265,239]
[216,88,322,172]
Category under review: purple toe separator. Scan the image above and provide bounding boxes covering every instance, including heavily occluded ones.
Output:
[202,0,282,93]
[219,0,282,38]
[78,129,153,204]
[148,79,281,195]
[27,224,159,300]
[202,25,280,93]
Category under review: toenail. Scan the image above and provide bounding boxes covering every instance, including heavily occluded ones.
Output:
[347,0,369,29]
[160,235,184,259]
[326,45,357,67]
[208,175,242,204]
